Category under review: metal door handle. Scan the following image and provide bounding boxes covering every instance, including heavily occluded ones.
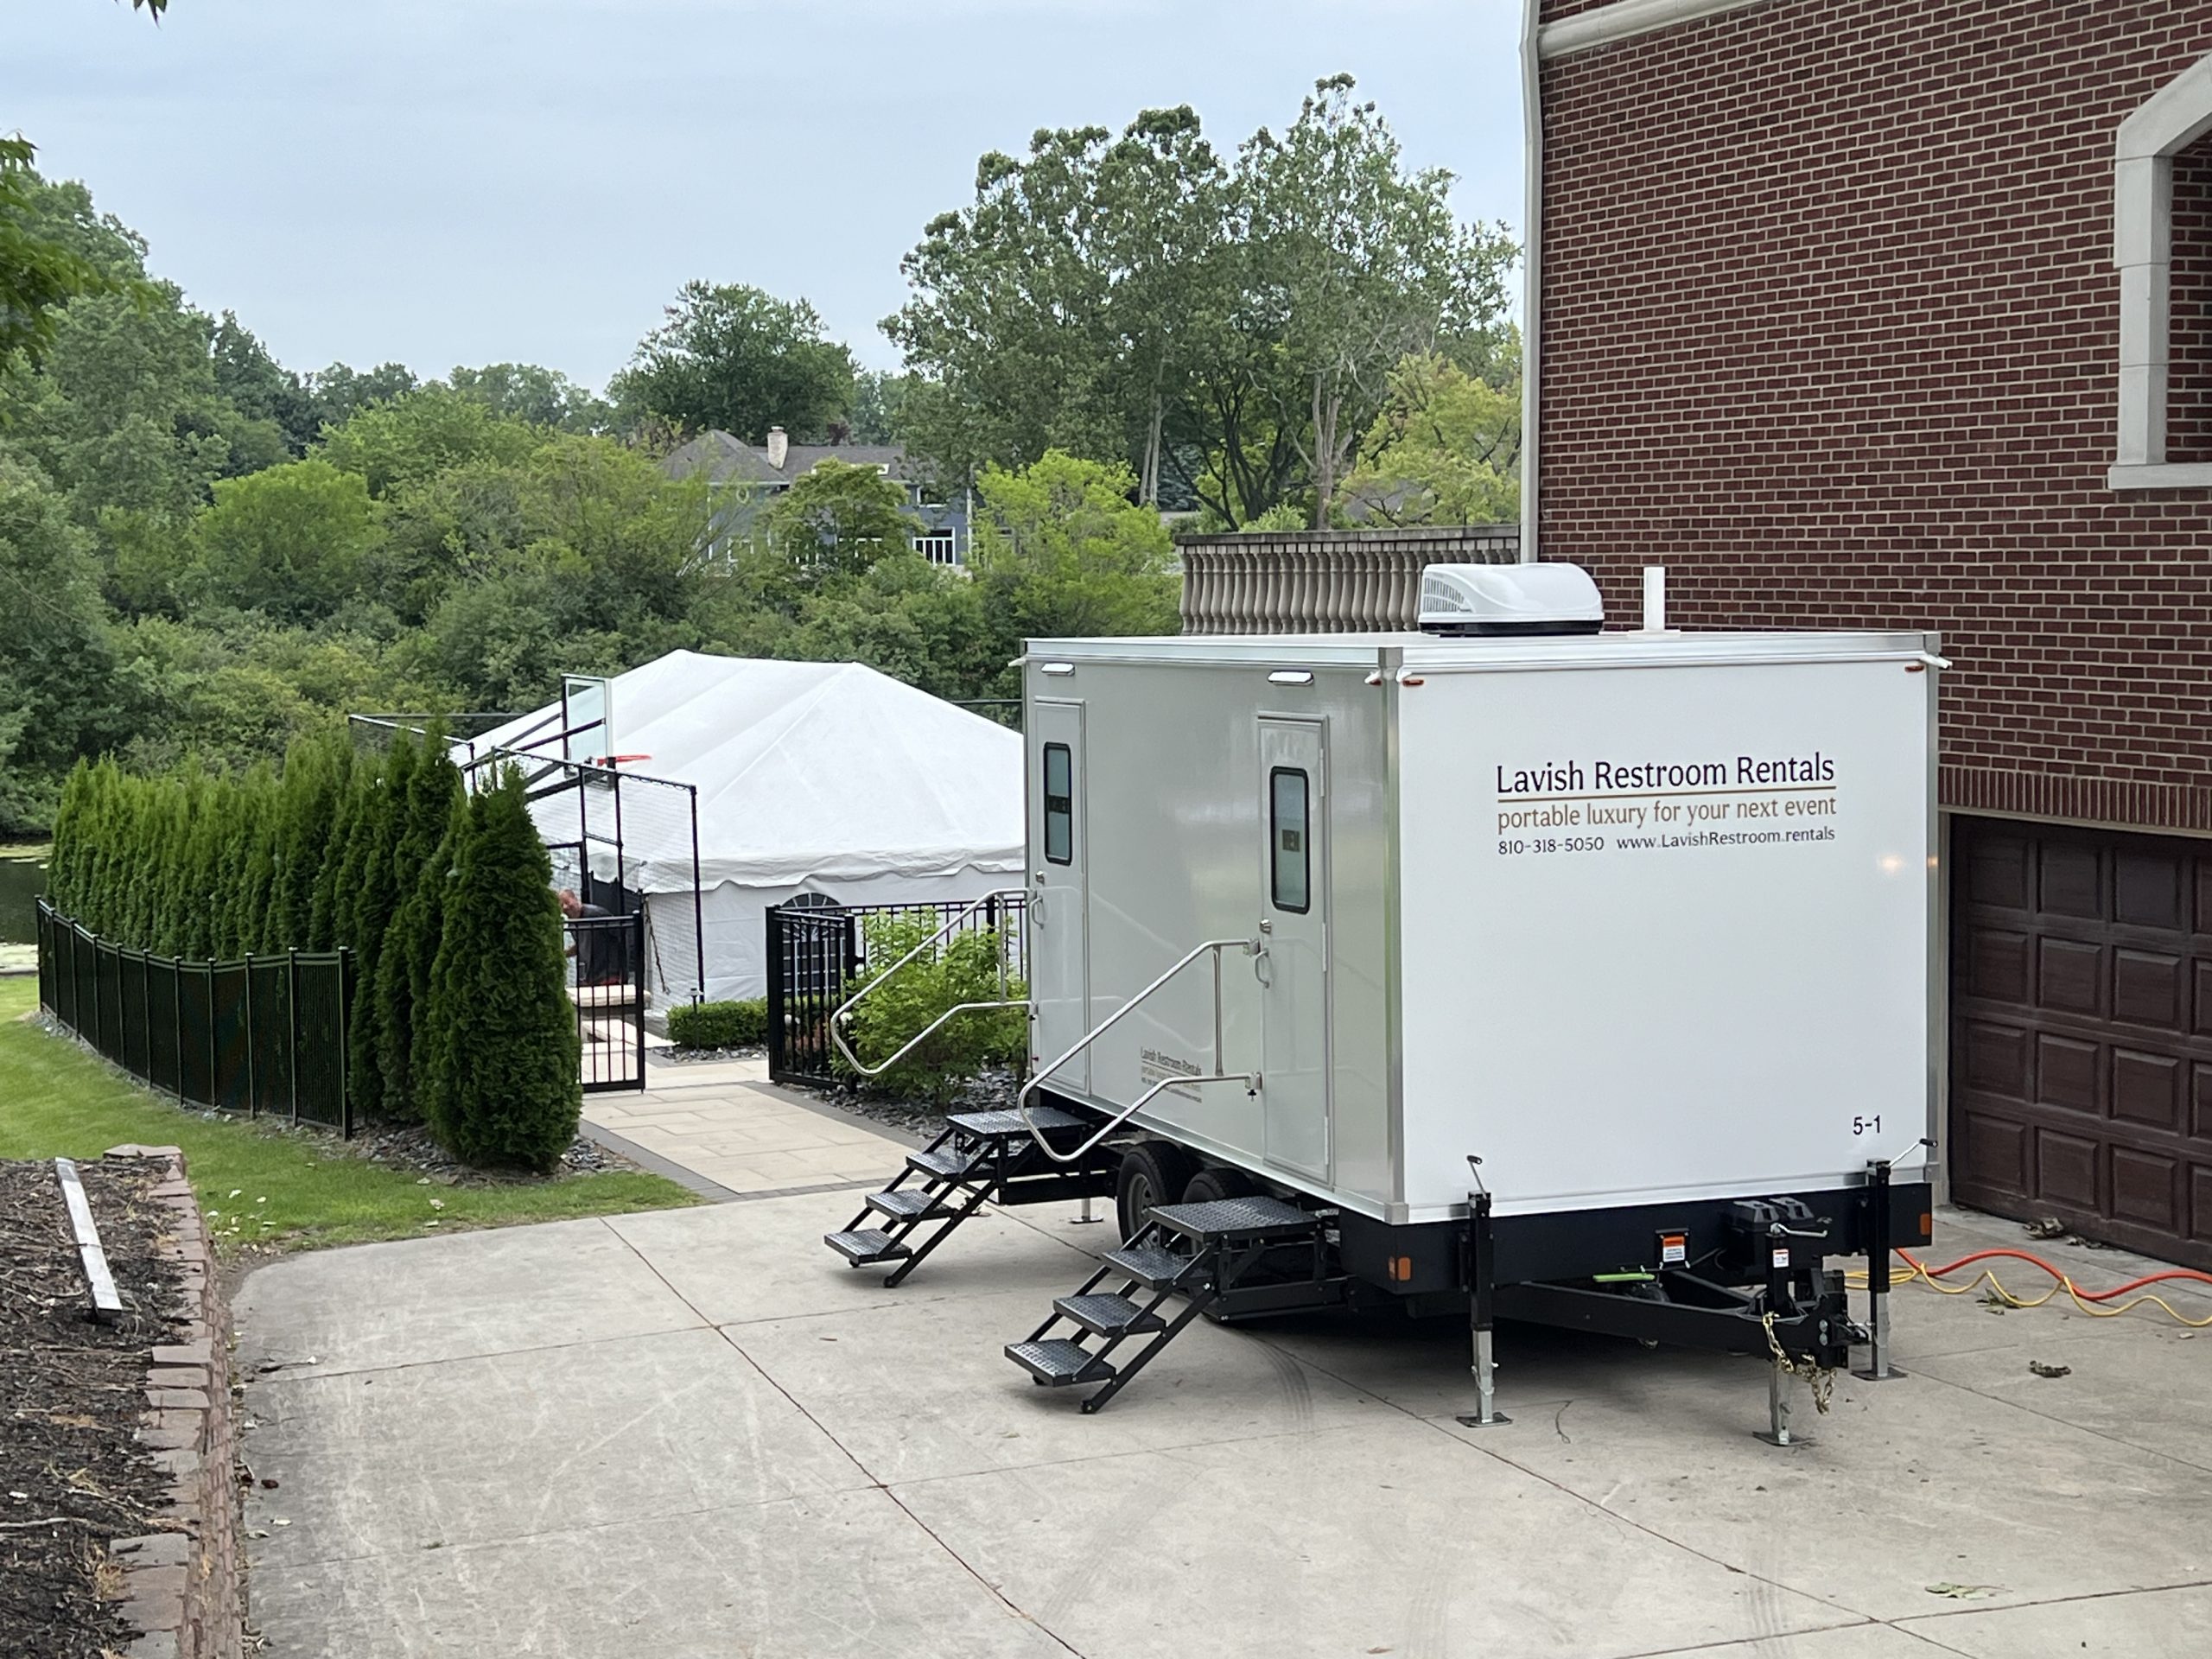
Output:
[1252,946,1272,988]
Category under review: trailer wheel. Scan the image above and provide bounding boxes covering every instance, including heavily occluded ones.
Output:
[1181,1166,1256,1205]
[1116,1141,1198,1240]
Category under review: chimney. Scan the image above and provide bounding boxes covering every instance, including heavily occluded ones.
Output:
[766,426,788,470]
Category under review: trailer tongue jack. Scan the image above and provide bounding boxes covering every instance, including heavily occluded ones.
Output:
[1487,1192,1867,1446]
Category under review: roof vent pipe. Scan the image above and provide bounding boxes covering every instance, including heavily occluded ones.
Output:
[1643,566,1667,632]
[766,426,789,469]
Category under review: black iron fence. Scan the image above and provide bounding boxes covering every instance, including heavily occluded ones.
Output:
[766,893,1027,1086]
[35,900,357,1135]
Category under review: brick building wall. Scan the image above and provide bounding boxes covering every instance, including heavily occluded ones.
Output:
[1535,0,2212,833]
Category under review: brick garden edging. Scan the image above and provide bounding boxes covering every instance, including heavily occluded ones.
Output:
[103,1144,243,1659]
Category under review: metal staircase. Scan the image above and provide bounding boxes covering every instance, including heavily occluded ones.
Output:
[823,1105,1112,1287]
[1007,1196,1331,1414]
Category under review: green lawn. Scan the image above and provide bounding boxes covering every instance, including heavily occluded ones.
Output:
[0,976,697,1252]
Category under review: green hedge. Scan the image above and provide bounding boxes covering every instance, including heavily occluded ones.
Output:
[667,998,768,1050]
[837,914,1026,1106]
[47,735,581,1171]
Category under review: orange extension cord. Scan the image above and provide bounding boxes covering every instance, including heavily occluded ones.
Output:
[1845,1248,2212,1327]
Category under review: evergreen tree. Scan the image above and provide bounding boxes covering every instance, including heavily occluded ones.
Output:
[307,752,361,949]
[238,762,281,954]
[423,768,580,1171]
[175,769,220,958]
[374,734,461,1116]
[345,733,416,1117]
[48,762,89,916]
[270,734,342,949]
[408,791,467,1135]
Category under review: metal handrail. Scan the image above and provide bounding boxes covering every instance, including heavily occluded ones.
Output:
[1014,937,1262,1165]
[828,889,1027,1078]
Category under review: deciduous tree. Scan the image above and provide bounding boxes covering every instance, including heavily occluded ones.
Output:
[613,282,854,443]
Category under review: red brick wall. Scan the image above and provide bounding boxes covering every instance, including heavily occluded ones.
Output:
[1536,1,2212,833]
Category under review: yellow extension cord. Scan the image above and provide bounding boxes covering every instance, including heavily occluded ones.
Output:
[1844,1254,2212,1328]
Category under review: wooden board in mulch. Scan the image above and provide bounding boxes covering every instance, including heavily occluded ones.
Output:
[1,1158,190,1659]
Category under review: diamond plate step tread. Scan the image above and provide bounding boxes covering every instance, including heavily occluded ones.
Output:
[1103,1245,1201,1289]
[949,1106,1089,1138]
[866,1189,951,1221]
[907,1146,982,1180]
[824,1229,912,1265]
[1054,1293,1165,1338]
[1007,1338,1117,1385]
[1148,1196,1317,1241]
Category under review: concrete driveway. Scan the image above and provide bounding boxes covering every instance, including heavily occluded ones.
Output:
[233,1192,2212,1659]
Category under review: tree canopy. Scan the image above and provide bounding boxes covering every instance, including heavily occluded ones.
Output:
[887,76,1518,527]
[613,281,855,443]
[0,71,1522,836]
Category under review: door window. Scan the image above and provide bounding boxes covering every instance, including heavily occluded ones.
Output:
[1269,766,1310,912]
[1044,743,1073,864]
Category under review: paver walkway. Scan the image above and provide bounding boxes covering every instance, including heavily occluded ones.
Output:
[234,1196,2212,1658]
[582,1055,912,1200]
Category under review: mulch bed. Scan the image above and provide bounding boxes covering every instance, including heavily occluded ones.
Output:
[1,1157,191,1659]
[802,1064,1024,1140]
[658,1044,766,1066]
[346,1122,641,1182]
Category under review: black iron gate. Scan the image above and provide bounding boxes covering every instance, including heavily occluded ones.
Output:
[766,894,1027,1087]
[568,911,646,1093]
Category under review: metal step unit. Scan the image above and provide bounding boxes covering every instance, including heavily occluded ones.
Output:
[823,1103,1115,1287]
[1004,1195,1343,1414]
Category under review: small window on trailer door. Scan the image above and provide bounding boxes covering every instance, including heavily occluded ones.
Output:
[1044,743,1073,864]
[1270,766,1310,912]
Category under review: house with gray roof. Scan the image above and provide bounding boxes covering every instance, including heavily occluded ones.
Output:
[663,427,972,568]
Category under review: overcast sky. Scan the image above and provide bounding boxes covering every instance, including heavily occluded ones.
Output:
[8,0,1525,389]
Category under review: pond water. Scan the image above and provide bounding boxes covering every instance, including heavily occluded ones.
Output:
[0,849,48,944]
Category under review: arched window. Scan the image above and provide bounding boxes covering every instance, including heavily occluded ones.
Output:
[2113,53,2212,488]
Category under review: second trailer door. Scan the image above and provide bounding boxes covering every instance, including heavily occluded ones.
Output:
[1258,717,1330,1180]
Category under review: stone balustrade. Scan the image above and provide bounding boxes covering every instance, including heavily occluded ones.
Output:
[1176,524,1520,634]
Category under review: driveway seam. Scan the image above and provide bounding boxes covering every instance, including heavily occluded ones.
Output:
[244,1318,712,1383]
[601,1216,1090,1658]
[1889,1574,2212,1630]
[245,1490,821,1575]
[1889,1360,2212,1478]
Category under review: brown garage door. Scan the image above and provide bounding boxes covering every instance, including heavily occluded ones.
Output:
[1950,816,2212,1270]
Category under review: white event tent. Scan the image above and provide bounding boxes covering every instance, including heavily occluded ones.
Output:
[467,652,1024,1003]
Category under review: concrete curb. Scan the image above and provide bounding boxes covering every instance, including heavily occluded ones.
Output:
[101,1144,243,1659]
[575,1122,744,1204]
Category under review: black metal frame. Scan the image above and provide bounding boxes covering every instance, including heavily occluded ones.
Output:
[566,910,647,1094]
[35,901,354,1135]
[766,893,1028,1085]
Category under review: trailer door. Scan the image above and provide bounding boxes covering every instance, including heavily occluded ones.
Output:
[1031,700,1089,1093]
[1259,717,1329,1179]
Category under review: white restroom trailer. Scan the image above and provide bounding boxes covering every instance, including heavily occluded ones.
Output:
[1018,565,1940,1423]
[827,565,1942,1431]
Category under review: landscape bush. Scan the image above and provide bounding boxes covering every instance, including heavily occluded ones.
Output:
[46,744,577,1172]
[837,914,1026,1107]
[420,771,582,1172]
[667,998,767,1050]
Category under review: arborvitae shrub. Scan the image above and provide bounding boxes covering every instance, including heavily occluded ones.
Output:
[345,732,415,1119]
[374,737,461,1117]
[408,791,468,1136]
[423,769,580,1172]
